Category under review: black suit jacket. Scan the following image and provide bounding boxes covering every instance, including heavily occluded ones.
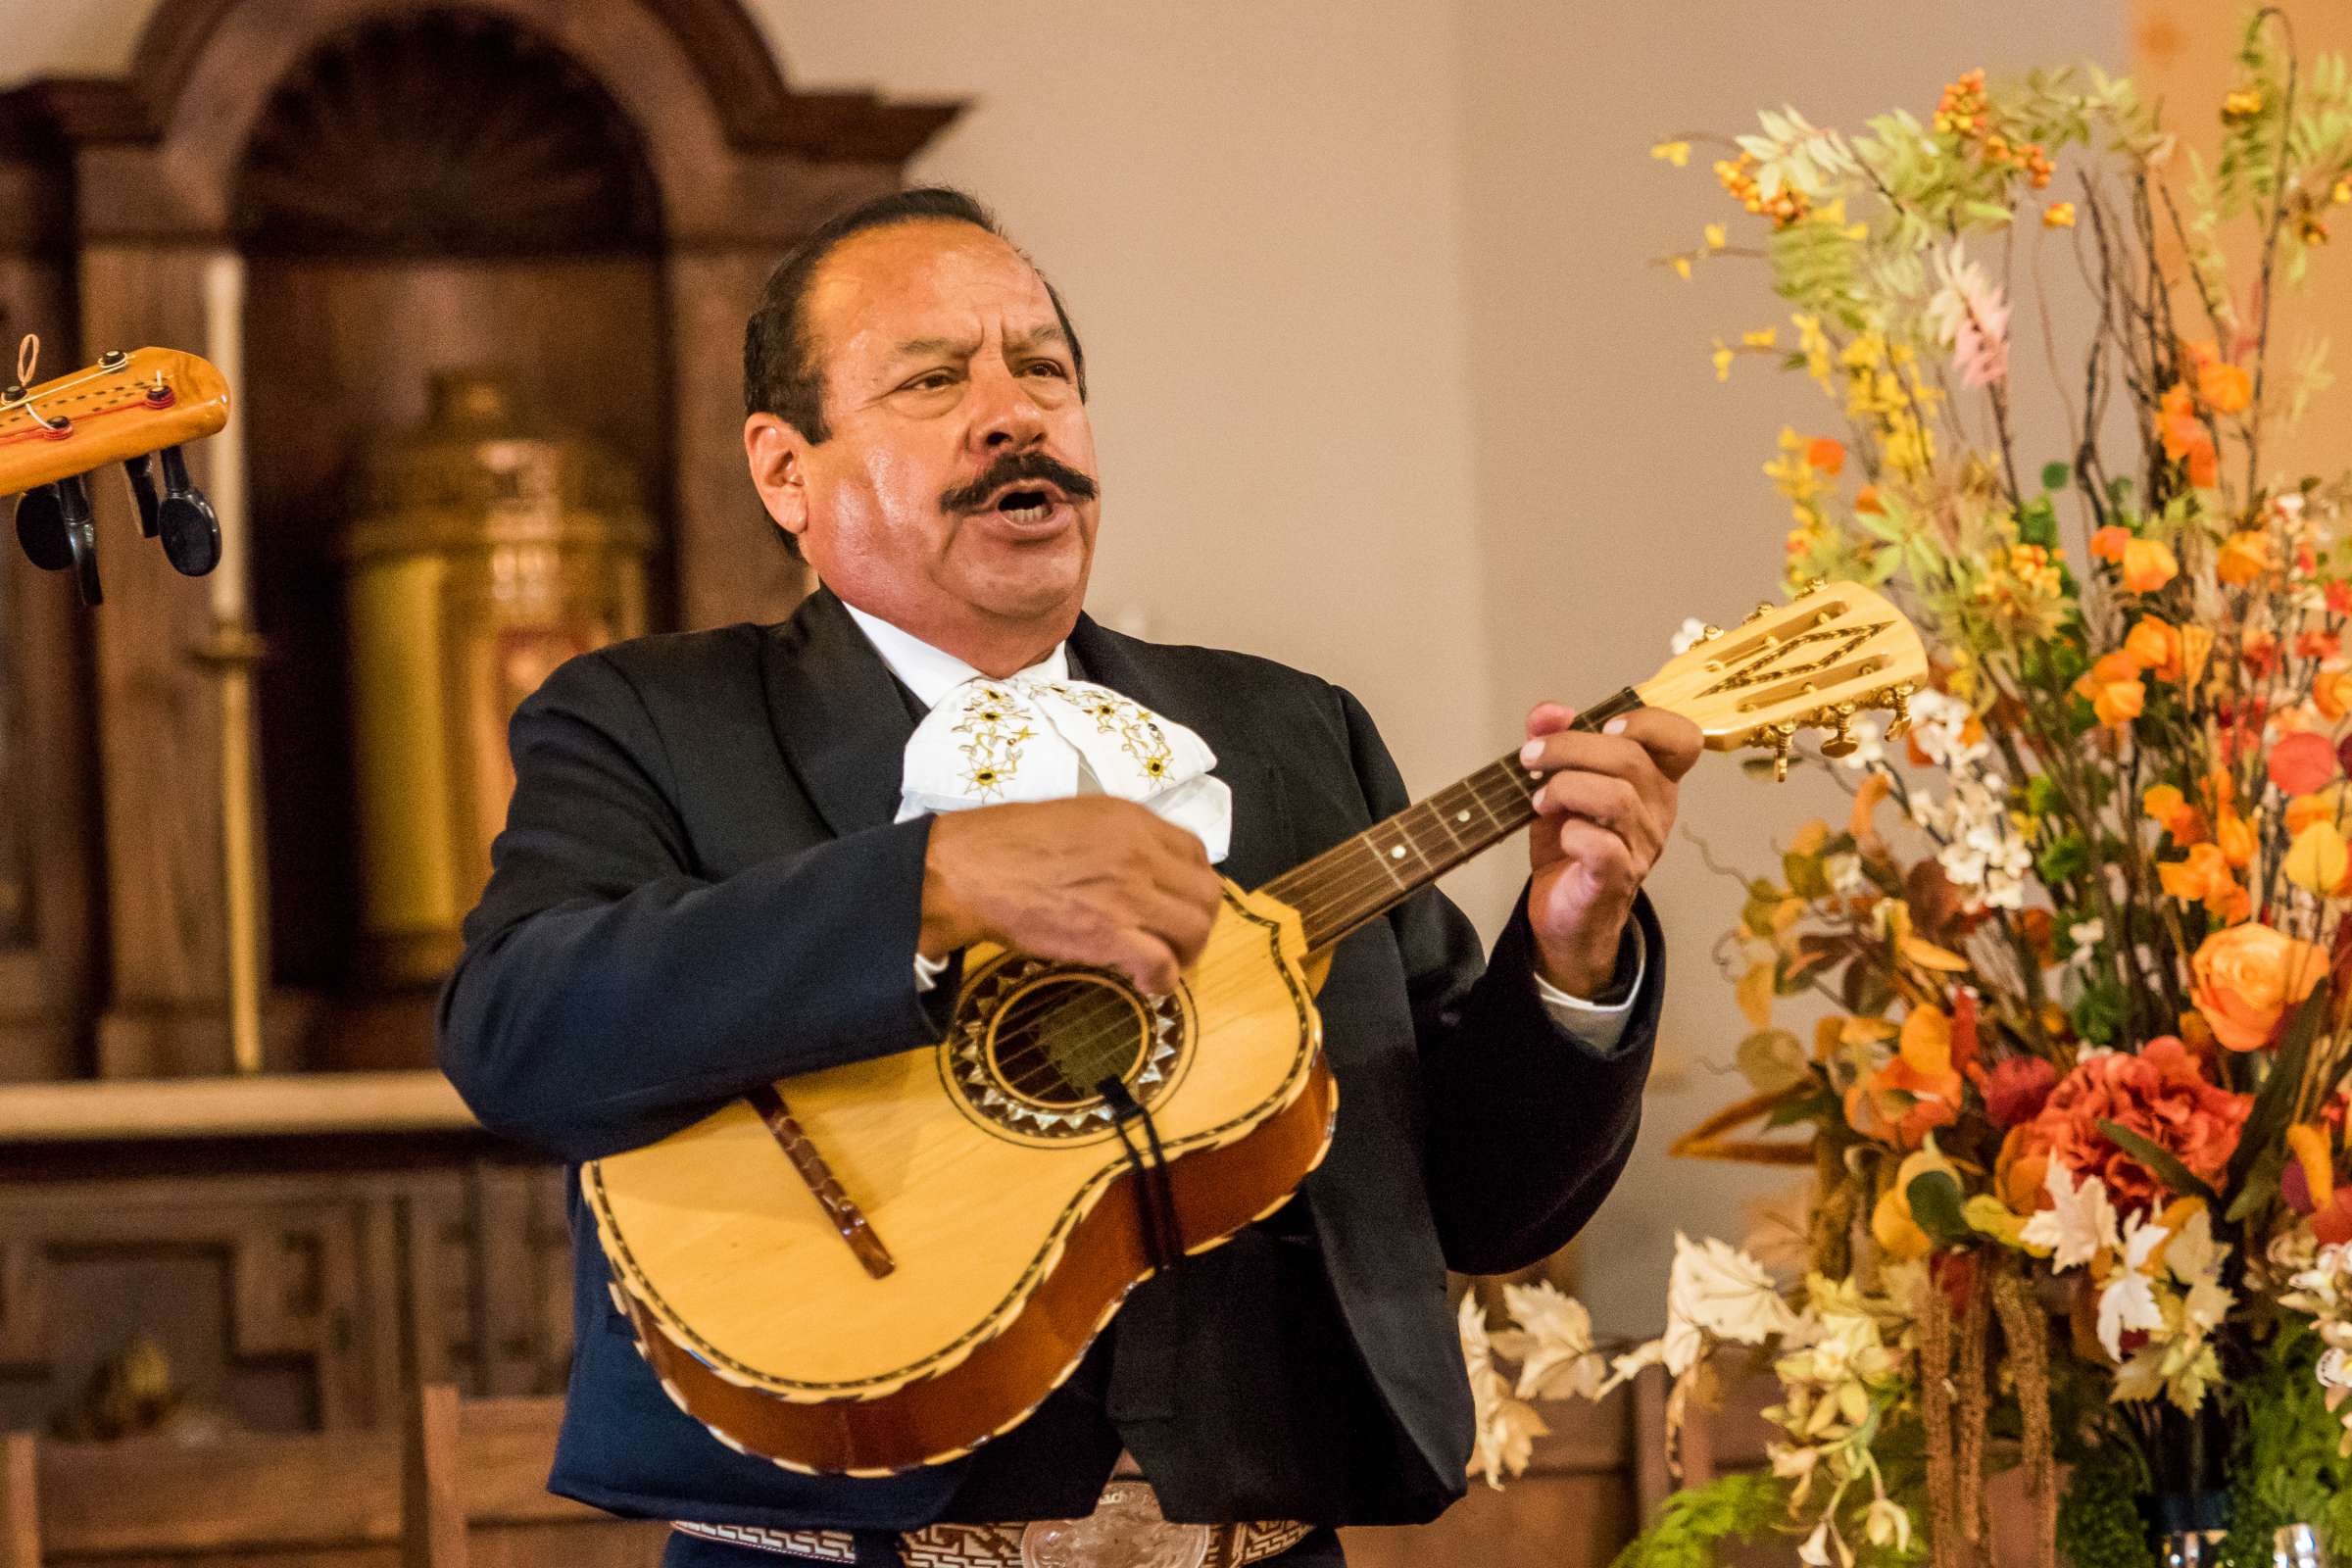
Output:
[436,587,1662,1532]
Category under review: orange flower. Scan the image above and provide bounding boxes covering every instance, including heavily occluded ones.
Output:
[1843,1005,1965,1149]
[2019,1038,2251,1214]
[1855,485,1884,515]
[2159,383,2220,488]
[2159,843,2249,921]
[1996,1125,2048,1215]
[2126,616,2183,681]
[2072,650,2145,727]
[2216,806,2256,868]
[2091,525,2131,563]
[1806,436,1846,475]
[2190,922,2328,1051]
[2126,538,2180,592]
[2143,783,2209,845]
[2319,670,2352,720]
[2199,358,2253,415]
[2286,785,2351,837]
[2218,529,2273,584]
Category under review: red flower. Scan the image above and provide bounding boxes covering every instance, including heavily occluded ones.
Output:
[2019,1039,2251,1214]
[1984,1055,2058,1129]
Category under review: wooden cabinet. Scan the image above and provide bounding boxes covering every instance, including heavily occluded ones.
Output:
[0,1081,569,1438]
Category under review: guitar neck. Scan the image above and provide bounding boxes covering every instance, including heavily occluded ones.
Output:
[1256,687,1645,953]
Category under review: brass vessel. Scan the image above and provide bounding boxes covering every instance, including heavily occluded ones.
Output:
[344,371,651,987]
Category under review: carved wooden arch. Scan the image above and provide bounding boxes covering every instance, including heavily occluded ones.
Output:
[15,0,959,245]
[0,0,963,1078]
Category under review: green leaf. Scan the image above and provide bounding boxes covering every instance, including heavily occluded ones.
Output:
[1906,1169,1971,1246]
[2225,985,2333,1198]
[1767,1088,1838,1129]
[2042,461,2073,492]
[2096,1118,2221,1206]
[1785,851,1830,900]
[2228,1142,2287,1225]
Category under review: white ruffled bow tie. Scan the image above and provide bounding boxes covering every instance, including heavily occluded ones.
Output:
[895,674,1232,862]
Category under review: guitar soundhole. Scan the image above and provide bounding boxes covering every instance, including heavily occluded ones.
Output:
[988,974,1149,1106]
[946,960,1190,1140]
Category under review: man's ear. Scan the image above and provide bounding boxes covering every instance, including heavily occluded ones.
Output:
[744,413,810,548]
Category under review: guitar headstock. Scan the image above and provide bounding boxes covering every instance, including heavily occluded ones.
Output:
[5,339,230,606]
[1634,580,1928,780]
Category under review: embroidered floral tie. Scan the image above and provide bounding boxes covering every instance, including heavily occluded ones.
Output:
[895,676,1232,862]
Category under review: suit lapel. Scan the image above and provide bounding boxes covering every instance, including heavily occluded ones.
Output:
[1068,615,1292,886]
[759,586,920,841]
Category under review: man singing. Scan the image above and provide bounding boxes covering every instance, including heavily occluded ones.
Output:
[438,187,1697,1568]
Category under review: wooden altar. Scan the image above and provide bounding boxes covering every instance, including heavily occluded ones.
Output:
[0,0,955,1438]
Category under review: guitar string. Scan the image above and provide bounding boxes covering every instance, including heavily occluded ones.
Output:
[978,749,1557,1086]
[978,753,1548,1087]
[980,748,1583,1097]
[974,706,1643,1096]
[986,765,1567,1099]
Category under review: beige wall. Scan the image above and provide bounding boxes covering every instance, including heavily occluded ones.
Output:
[1,0,2137,1334]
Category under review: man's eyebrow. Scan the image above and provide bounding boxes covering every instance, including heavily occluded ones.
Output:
[885,335,972,363]
[1003,323,1070,354]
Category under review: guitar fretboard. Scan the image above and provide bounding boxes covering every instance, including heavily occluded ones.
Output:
[1257,687,1644,952]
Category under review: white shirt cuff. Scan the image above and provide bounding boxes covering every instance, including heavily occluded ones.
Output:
[1531,921,1645,1055]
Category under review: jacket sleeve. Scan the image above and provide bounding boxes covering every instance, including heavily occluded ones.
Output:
[435,649,955,1163]
[1337,686,1663,1276]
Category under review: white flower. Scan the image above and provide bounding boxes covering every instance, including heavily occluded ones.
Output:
[1799,1520,1838,1568]
[2067,919,2106,972]
[1837,719,1886,771]
[2021,1163,2120,1270]
[2097,1218,2170,1358]
[2162,1205,2228,1287]
[1493,1281,1607,1401]
[1459,1293,1548,1488]
[1668,1233,1800,1344]
[1671,616,1712,655]
[1865,1494,1913,1552]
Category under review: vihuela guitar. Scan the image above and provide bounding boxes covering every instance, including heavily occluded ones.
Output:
[584,580,1928,1476]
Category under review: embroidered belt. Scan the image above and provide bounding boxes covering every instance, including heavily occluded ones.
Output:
[672,1479,1313,1568]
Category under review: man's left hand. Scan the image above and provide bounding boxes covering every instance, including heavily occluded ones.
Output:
[1519,702,1703,998]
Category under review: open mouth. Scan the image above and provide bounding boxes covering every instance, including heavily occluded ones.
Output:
[989,486,1060,524]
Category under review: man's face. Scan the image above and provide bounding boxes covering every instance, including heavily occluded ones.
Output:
[747,220,1101,653]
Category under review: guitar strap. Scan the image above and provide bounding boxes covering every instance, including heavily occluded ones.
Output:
[1098,1075,1185,1273]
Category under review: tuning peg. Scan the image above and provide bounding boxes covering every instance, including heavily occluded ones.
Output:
[154,445,220,577]
[1818,703,1859,759]
[16,478,101,605]
[122,453,162,537]
[1760,720,1798,782]
[1882,682,1917,741]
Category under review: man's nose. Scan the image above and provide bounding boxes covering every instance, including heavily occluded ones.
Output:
[966,363,1047,452]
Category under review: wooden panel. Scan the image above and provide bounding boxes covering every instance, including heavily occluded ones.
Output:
[0,243,100,1083]
[76,243,241,1076]
[666,249,806,629]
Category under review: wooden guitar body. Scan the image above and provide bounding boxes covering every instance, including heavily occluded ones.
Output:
[584,881,1335,1475]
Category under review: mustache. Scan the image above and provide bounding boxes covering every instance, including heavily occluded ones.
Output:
[939,451,1100,514]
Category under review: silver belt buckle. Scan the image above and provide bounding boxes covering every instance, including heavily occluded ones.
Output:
[1018,1480,1212,1568]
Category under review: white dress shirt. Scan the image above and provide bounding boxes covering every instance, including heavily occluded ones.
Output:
[842,603,1643,1054]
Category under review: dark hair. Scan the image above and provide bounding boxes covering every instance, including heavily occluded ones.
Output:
[743,188,1088,559]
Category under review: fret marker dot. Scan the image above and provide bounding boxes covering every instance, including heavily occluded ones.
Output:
[1390,845,1407,860]
[1455,809,1471,822]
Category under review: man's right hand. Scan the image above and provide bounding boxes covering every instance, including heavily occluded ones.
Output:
[918,799,1224,995]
